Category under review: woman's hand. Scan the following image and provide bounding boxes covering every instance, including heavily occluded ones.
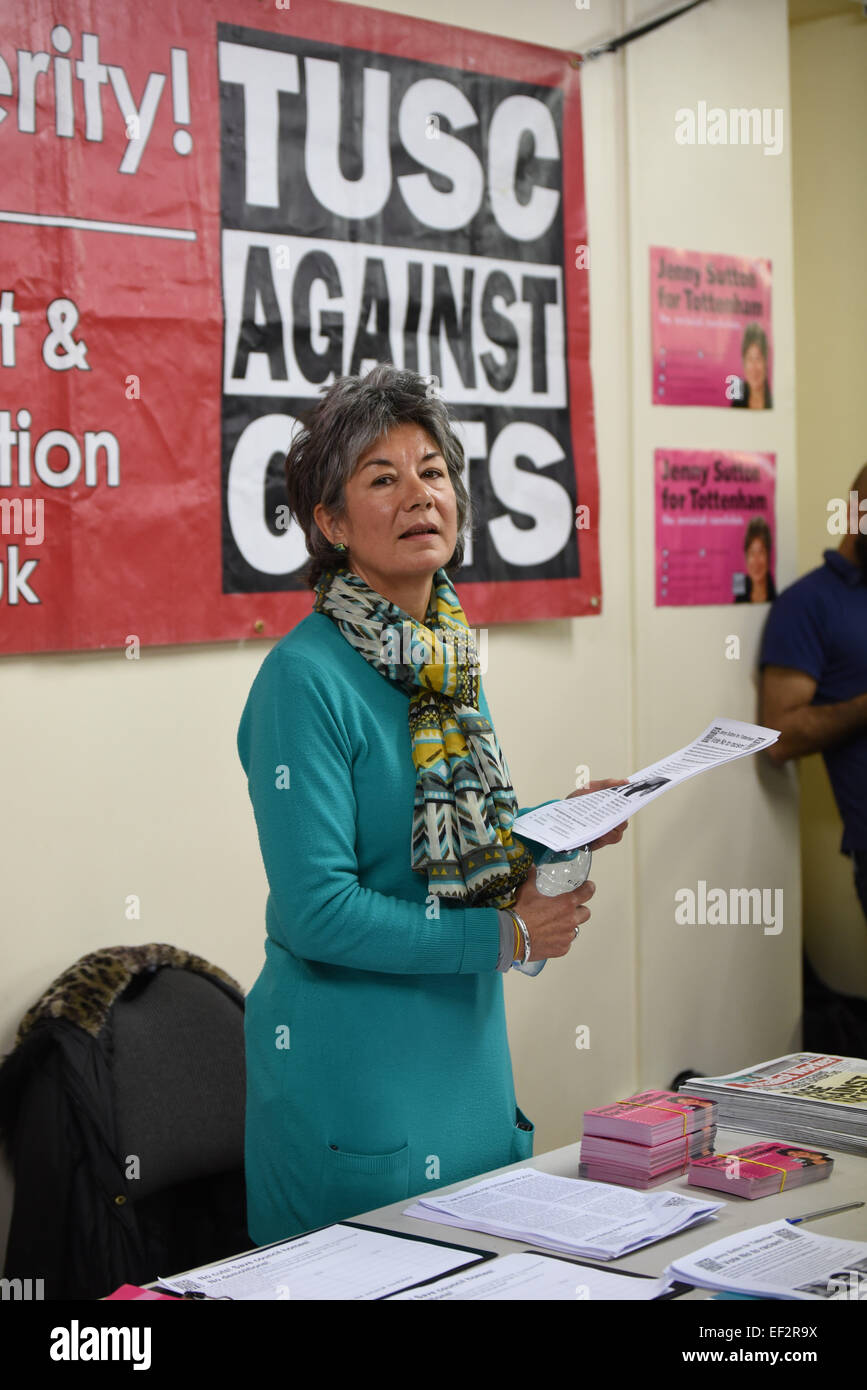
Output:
[512,873,596,961]
[565,777,630,850]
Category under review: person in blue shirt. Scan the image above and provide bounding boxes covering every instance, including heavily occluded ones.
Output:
[758,463,867,924]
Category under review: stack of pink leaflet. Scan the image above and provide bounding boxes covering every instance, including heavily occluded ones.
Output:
[578,1089,718,1190]
[687,1140,834,1199]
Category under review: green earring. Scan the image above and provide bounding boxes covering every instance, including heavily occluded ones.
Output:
[334,541,347,552]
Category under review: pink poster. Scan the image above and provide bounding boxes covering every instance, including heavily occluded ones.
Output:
[656,450,777,606]
[651,247,773,407]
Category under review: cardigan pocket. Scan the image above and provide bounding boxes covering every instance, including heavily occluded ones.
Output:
[319,1139,411,1225]
[511,1105,535,1162]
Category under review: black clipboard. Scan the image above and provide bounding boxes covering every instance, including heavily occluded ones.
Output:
[150,1218,497,1300]
[339,1220,498,1298]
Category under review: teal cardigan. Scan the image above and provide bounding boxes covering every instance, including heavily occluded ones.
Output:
[237,608,551,1245]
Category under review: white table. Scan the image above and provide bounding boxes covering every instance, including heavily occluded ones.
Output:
[344,1125,866,1298]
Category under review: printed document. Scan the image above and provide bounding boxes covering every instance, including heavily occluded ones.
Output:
[404,1167,722,1259]
[664,1220,867,1299]
[513,717,780,851]
[157,1223,484,1300]
[388,1252,674,1299]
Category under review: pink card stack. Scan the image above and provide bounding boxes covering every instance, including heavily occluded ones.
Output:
[687,1140,833,1199]
[578,1089,718,1190]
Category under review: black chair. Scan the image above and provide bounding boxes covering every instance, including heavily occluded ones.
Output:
[670,1069,704,1092]
[0,943,248,1299]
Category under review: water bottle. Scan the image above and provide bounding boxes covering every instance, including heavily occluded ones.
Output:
[535,844,593,896]
[511,844,592,975]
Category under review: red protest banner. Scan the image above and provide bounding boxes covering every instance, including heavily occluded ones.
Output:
[0,0,598,653]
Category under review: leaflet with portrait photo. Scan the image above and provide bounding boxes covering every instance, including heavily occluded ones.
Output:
[513,717,780,851]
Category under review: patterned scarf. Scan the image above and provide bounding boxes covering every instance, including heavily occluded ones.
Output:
[313,564,535,909]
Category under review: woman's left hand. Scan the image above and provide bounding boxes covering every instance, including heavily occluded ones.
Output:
[564,778,630,850]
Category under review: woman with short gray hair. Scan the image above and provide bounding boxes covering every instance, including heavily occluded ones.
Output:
[237,363,627,1245]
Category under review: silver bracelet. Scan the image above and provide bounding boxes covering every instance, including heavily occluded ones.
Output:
[509,908,531,966]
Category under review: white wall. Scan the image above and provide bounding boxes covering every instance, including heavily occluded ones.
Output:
[0,0,800,1265]
[622,0,801,1081]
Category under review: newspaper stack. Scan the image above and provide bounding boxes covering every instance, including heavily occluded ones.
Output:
[688,1140,834,1199]
[677,1053,867,1157]
[578,1090,718,1190]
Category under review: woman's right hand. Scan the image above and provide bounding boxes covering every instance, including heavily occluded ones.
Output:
[511,873,596,960]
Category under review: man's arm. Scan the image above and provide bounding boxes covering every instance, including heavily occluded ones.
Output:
[760,664,867,765]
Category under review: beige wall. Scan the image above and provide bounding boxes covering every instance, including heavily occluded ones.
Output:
[790,10,867,997]
[625,0,801,1081]
[0,0,802,1264]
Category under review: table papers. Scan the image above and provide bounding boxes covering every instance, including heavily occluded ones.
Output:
[388,1252,675,1299]
[404,1167,723,1259]
[664,1220,867,1300]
